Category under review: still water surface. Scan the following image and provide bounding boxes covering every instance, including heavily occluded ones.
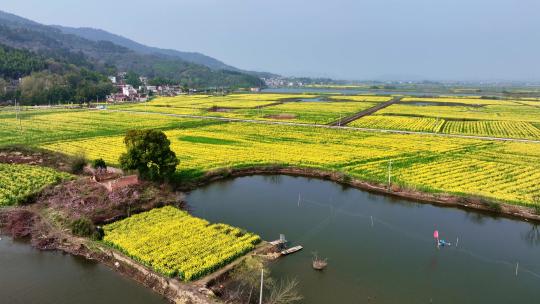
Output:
[0,237,166,304]
[188,175,540,304]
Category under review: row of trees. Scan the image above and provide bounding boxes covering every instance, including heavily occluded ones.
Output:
[17,70,113,105]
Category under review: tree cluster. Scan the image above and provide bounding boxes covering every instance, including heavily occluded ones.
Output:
[0,43,114,104]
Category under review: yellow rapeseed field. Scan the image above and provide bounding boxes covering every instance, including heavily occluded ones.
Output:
[37,116,540,206]
[103,206,260,281]
[3,95,540,206]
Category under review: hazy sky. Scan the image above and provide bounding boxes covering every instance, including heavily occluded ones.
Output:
[2,0,540,81]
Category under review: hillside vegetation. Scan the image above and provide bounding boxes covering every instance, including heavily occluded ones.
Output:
[0,43,114,105]
[0,10,264,89]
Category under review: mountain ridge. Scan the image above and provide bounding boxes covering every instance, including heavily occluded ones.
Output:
[51,25,239,71]
[0,10,266,88]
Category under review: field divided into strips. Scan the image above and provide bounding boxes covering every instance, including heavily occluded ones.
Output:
[349,97,540,139]
[0,163,72,206]
[103,206,260,281]
[233,100,387,124]
[349,142,540,204]
[111,93,391,124]
[31,113,540,206]
[111,93,315,114]
[349,116,445,132]
[443,121,540,139]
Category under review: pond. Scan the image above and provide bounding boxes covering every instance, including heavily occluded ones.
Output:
[188,175,540,304]
[0,237,167,304]
[296,97,325,102]
[263,88,481,97]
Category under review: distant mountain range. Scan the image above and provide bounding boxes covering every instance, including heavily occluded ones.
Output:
[0,10,272,88]
[51,25,236,71]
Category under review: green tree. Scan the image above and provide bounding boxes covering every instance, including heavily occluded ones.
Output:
[125,71,142,88]
[119,129,179,181]
[92,158,107,172]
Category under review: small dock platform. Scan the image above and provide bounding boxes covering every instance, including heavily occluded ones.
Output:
[270,239,286,246]
[281,245,303,256]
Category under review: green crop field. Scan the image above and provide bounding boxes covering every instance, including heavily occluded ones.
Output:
[0,163,71,206]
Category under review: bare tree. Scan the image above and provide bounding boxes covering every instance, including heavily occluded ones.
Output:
[230,256,272,303]
[265,278,303,304]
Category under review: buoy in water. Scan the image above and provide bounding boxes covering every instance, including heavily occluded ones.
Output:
[438,240,452,247]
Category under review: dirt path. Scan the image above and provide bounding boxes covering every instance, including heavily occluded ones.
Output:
[105,109,540,144]
[328,96,402,126]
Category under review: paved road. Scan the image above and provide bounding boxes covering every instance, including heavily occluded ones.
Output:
[328,96,402,126]
[106,109,540,144]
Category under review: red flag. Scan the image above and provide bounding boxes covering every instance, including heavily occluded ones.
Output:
[433,230,439,239]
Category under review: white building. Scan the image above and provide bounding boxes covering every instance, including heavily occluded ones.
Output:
[121,85,137,97]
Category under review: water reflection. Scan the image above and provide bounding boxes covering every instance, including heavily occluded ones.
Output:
[0,238,166,304]
[522,224,540,247]
[262,175,283,184]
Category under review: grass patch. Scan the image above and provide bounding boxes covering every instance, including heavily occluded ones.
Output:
[179,135,239,145]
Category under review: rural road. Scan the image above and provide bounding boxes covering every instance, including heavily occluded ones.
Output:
[105,109,540,144]
[328,96,402,126]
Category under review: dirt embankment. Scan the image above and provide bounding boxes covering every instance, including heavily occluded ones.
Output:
[37,177,184,224]
[183,165,540,223]
[0,147,72,172]
[328,96,402,126]
[264,113,296,120]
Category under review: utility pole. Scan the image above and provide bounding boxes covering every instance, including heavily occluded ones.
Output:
[15,98,22,131]
[387,160,392,189]
[259,268,264,304]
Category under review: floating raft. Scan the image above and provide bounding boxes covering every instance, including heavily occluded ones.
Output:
[312,259,328,270]
[281,245,303,255]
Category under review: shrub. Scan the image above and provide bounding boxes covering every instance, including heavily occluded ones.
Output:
[486,200,502,213]
[70,153,87,174]
[70,217,102,240]
[533,205,540,215]
[92,158,107,170]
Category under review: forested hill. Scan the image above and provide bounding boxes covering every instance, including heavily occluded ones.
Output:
[0,43,113,105]
[51,25,279,79]
[52,25,240,71]
[0,10,265,88]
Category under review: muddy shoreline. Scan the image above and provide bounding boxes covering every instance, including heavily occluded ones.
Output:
[181,166,540,223]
